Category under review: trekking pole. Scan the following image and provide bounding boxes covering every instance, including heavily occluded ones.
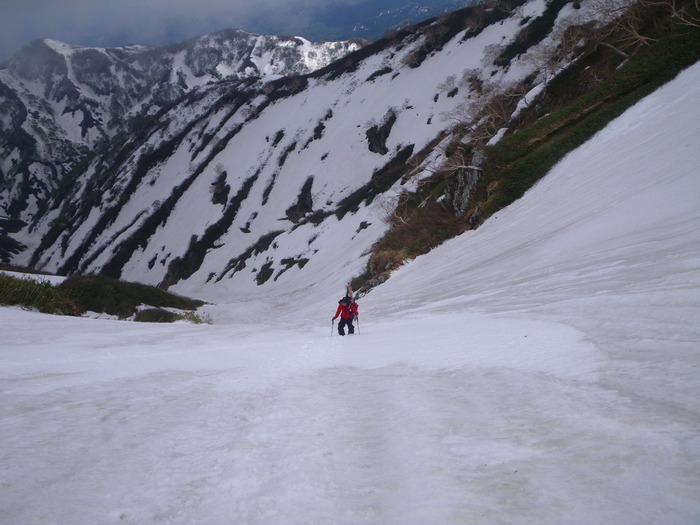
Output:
[356,316,360,335]
[331,319,335,337]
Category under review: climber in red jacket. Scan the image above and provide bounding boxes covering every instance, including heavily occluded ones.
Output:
[332,296,358,336]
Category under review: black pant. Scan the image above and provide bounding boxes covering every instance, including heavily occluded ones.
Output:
[338,317,354,335]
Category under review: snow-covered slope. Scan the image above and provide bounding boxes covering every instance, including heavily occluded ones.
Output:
[1,60,698,524]
[17,0,593,297]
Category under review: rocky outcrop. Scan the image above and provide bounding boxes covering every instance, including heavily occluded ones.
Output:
[444,166,482,216]
[366,111,397,155]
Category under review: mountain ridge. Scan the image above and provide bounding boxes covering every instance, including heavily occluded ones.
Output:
[5,0,580,288]
[0,30,364,252]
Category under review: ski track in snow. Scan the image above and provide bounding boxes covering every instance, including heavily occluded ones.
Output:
[2,60,700,525]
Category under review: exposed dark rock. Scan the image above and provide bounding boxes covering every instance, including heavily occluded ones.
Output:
[366,111,397,155]
[217,230,285,281]
[286,177,314,223]
[210,171,231,205]
[444,166,482,216]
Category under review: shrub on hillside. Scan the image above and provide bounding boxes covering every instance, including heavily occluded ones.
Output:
[134,308,179,323]
[58,274,204,317]
[0,274,80,315]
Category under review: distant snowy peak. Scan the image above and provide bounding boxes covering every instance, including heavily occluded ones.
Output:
[148,29,365,86]
[9,29,362,84]
[0,30,362,146]
[3,31,362,109]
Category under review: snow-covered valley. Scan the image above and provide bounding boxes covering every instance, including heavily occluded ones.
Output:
[2,0,595,283]
[1,55,699,525]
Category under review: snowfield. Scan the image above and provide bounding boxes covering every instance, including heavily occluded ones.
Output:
[1,62,699,525]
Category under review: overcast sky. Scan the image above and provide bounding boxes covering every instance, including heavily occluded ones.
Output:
[0,0,367,61]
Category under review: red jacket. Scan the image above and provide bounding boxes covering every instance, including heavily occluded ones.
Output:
[334,302,358,320]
